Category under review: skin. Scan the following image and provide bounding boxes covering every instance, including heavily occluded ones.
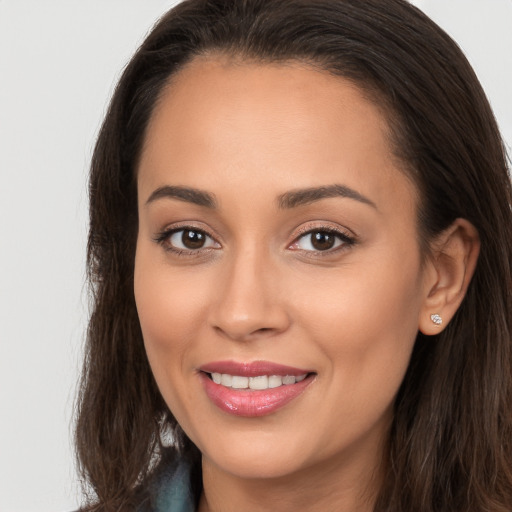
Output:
[134,57,479,511]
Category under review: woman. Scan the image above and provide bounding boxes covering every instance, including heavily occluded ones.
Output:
[75,0,512,510]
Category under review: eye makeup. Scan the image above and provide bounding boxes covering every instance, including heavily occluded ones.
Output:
[153,219,357,260]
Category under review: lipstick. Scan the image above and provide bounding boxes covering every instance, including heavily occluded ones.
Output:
[199,360,315,417]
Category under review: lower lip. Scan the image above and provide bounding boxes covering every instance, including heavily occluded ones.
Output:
[200,373,314,417]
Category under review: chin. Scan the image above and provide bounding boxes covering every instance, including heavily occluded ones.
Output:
[195,428,317,480]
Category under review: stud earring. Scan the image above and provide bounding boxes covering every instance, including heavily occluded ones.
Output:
[430,313,443,325]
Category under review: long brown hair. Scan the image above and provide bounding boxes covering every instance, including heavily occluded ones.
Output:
[75,1,512,510]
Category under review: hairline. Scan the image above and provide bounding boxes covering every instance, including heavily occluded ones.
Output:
[136,50,427,255]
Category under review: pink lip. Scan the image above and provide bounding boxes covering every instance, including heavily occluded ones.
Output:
[199,360,315,417]
[200,360,312,377]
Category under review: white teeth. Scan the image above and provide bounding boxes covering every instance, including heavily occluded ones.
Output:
[268,375,283,388]
[249,375,268,390]
[282,375,296,385]
[221,374,233,387]
[231,376,249,389]
[210,373,308,389]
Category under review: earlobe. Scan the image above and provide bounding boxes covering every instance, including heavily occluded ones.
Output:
[418,218,480,335]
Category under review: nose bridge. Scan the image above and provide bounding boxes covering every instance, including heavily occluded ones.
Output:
[209,242,289,340]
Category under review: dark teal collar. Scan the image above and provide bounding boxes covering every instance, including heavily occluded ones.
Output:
[138,457,196,512]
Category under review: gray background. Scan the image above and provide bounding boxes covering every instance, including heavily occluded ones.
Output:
[0,1,510,510]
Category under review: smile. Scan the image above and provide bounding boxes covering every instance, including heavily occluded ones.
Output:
[199,361,315,417]
[208,373,308,390]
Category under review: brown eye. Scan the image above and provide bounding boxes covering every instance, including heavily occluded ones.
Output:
[181,229,206,249]
[310,231,336,251]
[165,228,219,252]
[291,228,354,253]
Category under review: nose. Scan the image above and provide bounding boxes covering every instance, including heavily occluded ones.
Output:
[208,249,291,342]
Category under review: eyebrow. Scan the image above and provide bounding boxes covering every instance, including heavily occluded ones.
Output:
[277,184,377,209]
[145,185,217,208]
[145,183,376,210]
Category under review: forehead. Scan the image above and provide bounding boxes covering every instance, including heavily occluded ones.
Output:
[138,56,416,215]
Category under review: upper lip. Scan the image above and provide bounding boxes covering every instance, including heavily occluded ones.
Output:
[199,360,314,377]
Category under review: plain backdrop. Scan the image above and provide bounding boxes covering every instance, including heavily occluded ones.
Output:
[0,1,510,511]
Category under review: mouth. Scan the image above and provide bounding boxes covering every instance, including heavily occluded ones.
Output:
[204,372,309,390]
[199,361,316,417]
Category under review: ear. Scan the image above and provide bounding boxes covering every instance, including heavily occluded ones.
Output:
[418,218,480,335]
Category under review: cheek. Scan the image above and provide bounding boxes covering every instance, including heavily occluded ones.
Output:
[296,249,423,411]
[133,241,207,378]
[133,242,215,434]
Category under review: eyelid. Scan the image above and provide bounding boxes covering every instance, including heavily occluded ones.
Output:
[153,220,356,257]
[153,222,221,255]
[288,222,357,253]
[293,222,355,238]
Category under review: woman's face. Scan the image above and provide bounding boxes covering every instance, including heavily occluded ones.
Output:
[135,57,431,482]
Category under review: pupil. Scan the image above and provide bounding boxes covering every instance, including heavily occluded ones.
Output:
[182,230,205,249]
[311,231,335,251]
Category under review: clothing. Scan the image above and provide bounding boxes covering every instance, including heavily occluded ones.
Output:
[137,457,196,512]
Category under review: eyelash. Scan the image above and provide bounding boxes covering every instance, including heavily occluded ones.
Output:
[289,225,356,257]
[153,225,219,257]
[154,224,356,258]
